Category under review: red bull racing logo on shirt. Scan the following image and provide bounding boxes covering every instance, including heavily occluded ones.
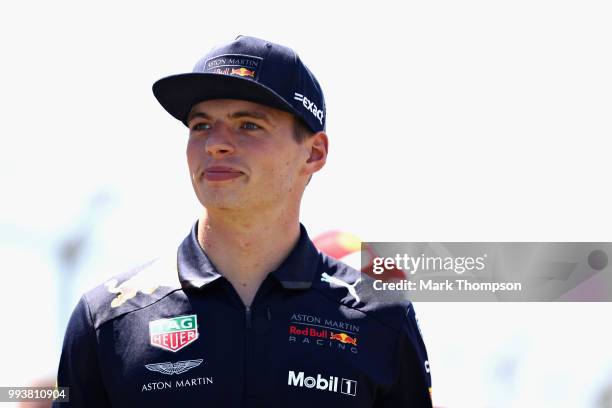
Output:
[288,313,359,354]
[149,315,199,352]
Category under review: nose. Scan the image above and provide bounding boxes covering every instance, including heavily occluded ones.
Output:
[205,122,236,157]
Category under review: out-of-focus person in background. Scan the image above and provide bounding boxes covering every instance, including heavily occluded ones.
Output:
[52,35,433,407]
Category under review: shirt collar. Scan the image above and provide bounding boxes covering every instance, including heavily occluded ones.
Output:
[177,221,320,290]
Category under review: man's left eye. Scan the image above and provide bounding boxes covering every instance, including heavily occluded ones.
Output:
[241,122,260,130]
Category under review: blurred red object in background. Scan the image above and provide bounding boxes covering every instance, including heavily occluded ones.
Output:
[312,230,405,281]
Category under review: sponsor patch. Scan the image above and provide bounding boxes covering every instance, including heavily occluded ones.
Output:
[149,315,199,352]
[288,370,357,397]
[320,272,361,303]
[104,254,179,308]
[330,332,358,346]
[141,376,214,393]
[105,276,158,308]
[204,54,262,80]
[145,359,204,375]
[288,313,360,354]
[294,92,324,126]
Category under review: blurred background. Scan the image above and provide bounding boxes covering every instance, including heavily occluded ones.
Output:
[1,0,611,406]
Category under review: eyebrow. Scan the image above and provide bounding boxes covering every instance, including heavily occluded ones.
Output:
[187,111,212,124]
[187,110,272,125]
[230,110,272,123]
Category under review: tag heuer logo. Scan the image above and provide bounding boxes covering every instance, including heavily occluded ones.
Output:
[149,315,198,352]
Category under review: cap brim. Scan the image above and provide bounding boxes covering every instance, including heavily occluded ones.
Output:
[153,73,296,127]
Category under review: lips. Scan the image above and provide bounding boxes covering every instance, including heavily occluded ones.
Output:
[203,166,244,182]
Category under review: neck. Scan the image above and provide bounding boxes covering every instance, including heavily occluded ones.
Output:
[197,205,301,306]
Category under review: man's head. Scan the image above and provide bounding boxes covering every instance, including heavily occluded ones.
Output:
[153,35,326,134]
[152,36,328,212]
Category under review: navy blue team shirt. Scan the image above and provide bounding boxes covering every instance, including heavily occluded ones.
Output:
[54,222,433,407]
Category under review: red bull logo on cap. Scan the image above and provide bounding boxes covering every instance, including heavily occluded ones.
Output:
[230,67,256,77]
[203,54,261,80]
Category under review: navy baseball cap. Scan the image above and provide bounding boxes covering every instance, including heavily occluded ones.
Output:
[153,35,326,133]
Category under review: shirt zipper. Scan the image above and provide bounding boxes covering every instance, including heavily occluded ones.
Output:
[245,305,252,329]
[243,304,252,404]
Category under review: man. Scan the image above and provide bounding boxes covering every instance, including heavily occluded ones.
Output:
[54,35,433,407]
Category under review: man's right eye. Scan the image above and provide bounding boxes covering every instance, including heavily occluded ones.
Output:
[191,123,211,131]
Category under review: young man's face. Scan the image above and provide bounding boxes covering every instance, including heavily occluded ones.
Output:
[186,99,326,213]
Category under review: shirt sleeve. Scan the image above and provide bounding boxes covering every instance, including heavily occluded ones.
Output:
[375,303,433,407]
[53,296,112,408]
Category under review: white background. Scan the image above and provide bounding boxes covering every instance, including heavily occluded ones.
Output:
[0,1,611,407]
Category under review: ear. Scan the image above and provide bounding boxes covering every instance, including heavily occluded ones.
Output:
[303,131,328,175]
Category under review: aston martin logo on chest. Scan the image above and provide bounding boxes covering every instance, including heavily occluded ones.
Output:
[145,359,204,375]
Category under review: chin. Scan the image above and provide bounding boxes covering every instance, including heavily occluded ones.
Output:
[200,194,246,211]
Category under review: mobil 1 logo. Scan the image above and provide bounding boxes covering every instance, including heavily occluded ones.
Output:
[288,370,357,397]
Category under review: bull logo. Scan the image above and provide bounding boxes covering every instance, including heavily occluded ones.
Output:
[105,275,158,308]
[104,254,178,308]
